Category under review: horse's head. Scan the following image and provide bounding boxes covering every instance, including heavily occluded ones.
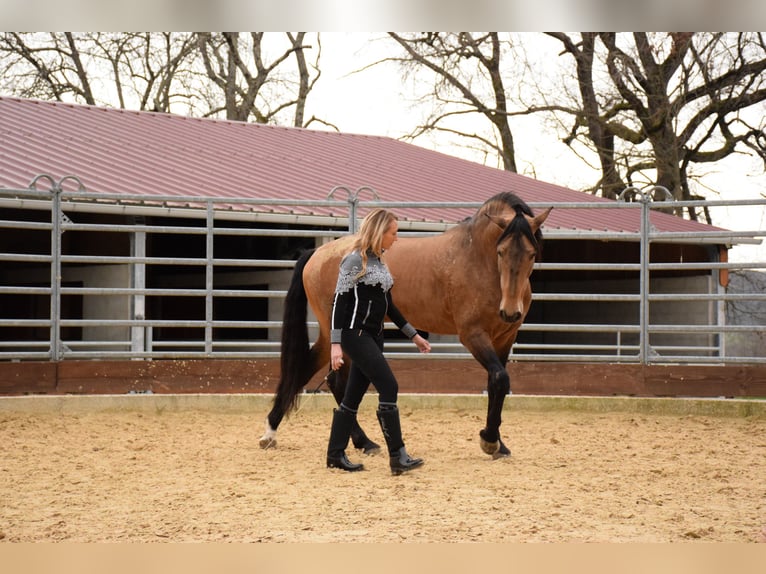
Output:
[486,204,552,324]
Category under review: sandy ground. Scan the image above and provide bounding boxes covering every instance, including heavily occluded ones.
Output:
[1,401,765,543]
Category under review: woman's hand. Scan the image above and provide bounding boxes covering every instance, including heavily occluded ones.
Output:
[412,334,431,354]
[330,343,345,371]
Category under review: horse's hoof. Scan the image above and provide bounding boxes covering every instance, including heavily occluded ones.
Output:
[480,437,500,456]
[259,436,277,449]
[479,430,511,458]
[260,421,277,449]
[479,428,500,456]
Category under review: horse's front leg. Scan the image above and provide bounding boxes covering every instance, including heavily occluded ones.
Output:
[463,336,512,459]
[479,361,512,459]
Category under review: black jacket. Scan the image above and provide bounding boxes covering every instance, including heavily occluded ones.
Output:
[331,250,417,343]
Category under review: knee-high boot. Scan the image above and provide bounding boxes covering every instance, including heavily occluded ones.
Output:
[326,408,364,472]
[376,406,424,475]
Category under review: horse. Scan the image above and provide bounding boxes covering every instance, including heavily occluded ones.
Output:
[260,192,552,458]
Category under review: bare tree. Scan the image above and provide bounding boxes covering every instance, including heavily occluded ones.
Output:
[386,32,520,172]
[1,32,325,127]
[0,32,97,104]
[545,32,766,211]
[195,32,322,127]
[382,32,766,212]
[0,32,199,113]
[89,33,198,113]
[543,33,629,199]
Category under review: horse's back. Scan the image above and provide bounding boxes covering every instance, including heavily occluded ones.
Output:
[302,237,354,329]
[301,229,489,338]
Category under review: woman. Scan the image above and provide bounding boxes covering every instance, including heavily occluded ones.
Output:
[327,208,431,474]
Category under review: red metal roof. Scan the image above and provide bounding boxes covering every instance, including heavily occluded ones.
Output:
[0,96,721,235]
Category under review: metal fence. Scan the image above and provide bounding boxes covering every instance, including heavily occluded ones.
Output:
[1,176,765,365]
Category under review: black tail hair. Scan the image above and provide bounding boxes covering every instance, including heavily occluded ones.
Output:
[273,248,316,416]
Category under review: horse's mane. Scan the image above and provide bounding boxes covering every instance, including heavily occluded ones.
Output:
[479,192,544,259]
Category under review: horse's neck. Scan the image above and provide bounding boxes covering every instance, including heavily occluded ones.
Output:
[466,213,503,252]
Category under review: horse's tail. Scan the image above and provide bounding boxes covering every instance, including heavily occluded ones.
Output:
[273,248,317,417]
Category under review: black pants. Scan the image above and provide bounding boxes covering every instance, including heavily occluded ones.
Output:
[339,329,398,412]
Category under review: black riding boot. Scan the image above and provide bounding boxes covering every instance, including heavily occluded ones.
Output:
[376,406,424,475]
[326,408,364,472]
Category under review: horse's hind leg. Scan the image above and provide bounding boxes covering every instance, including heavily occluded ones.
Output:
[260,403,285,449]
[326,367,381,455]
[260,336,328,450]
[261,395,291,449]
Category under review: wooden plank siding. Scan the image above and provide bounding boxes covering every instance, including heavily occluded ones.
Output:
[1,359,765,398]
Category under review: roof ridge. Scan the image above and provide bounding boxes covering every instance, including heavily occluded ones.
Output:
[0,94,381,137]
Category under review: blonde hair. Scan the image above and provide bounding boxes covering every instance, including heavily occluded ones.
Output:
[350,208,398,279]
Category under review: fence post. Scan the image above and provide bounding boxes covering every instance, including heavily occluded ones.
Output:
[26,175,63,361]
[130,217,147,355]
[328,185,380,233]
[23,174,63,361]
[640,193,651,364]
[351,186,380,233]
[50,182,62,361]
[28,175,87,361]
[619,185,675,365]
[618,187,649,364]
[205,201,215,355]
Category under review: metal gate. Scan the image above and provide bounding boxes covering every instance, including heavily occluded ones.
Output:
[1,176,765,365]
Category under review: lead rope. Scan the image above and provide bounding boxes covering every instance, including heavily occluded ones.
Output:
[293,369,332,416]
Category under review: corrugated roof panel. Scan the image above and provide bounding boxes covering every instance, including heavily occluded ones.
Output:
[0,96,726,234]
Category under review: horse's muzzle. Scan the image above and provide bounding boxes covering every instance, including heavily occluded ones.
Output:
[499,310,522,323]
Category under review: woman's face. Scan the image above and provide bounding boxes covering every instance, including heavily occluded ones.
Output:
[381,220,398,251]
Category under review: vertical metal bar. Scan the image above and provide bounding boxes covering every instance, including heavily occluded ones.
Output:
[130,220,147,356]
[640,186,674,364]
[352,185,380,233]
[327,185,354,233]
[328,185,380,234]
[616,330,622,356]
[348,196,358,233]
[49,183,62,361]
[715,256,726,358]
[639,194,650,364]
[205,201,214,355]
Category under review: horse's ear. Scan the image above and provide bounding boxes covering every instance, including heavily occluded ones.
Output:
[530,207,553,232]
[485,213,512,230]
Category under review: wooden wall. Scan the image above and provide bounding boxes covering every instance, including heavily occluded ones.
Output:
[1,359,765,398]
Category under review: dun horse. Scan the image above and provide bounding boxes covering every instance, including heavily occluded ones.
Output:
[260,192,551,458]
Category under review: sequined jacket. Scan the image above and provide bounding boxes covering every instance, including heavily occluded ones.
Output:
[330,250,417,343]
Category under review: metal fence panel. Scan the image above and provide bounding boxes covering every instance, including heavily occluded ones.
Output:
[1,178,764,365]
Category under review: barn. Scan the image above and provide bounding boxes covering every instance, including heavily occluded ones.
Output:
[1,96,764,397]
